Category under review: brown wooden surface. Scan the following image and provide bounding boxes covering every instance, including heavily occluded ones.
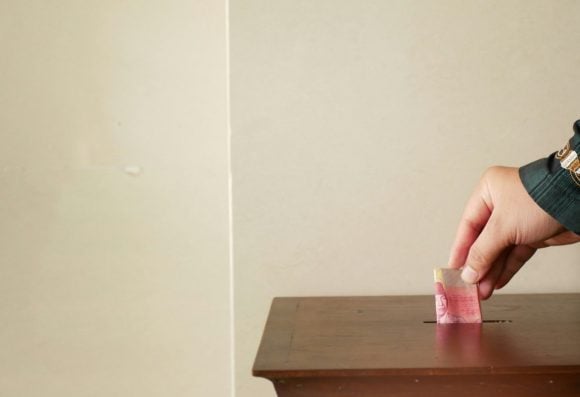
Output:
[272,374,580,397]
[253,294,580,379]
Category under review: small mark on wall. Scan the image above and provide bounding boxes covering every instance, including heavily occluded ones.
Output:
[123,165,143,177]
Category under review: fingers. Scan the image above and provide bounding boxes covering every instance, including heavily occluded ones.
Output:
[448,186,493,269]
[460,214,510,284]
[478,248,510,300]
[540,231,580,247]
[495,245,537,290]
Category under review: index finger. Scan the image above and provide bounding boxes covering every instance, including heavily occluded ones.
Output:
[448,183,493,269]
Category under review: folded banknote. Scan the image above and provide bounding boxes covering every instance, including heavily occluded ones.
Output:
[434,268,482,324]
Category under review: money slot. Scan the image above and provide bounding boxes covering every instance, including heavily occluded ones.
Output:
[422,320,512,323]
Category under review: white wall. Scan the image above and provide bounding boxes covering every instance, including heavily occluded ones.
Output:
[231,1,580,396]
[0,1,231,396]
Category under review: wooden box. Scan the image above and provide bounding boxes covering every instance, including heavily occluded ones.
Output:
[253,294,580,396]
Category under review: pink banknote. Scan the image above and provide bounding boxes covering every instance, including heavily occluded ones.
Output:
[434,268,482,324]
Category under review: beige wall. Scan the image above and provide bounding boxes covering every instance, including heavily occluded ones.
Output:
[231,1,580,396]
[0,1,231,396]
[3,1,580,396]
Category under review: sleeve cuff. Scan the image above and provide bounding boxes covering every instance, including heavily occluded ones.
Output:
[518,123,580,235]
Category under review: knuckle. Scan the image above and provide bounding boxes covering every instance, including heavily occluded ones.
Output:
[483,166,501,179]
[482,165,509,184]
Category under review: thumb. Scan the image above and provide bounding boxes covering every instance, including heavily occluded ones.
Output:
[461,215,510,284]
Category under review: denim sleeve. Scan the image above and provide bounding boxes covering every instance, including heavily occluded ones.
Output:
[519,120,580,235]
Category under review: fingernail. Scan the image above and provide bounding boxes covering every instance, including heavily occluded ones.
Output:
[461,266,479,284]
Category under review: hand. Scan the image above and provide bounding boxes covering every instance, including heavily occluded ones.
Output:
[448,166,580,299]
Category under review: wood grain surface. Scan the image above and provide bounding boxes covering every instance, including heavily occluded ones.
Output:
[253,294,580,378]
[271,374,580,397]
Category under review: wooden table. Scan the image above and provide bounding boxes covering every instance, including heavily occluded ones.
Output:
[253,294,580,397]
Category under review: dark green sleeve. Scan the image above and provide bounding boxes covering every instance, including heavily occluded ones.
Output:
[519,120,580,235]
